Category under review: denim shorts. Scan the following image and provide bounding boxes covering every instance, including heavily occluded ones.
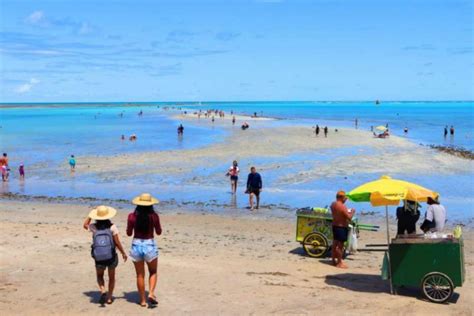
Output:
[130,239,159,262]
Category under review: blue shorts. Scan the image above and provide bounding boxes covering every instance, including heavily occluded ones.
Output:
[130,239,159,262]
[332,226,349,242]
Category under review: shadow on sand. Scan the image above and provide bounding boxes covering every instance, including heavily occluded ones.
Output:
[82,291,106,308]
[289,247,351,260]
[324,273,460,303]
[325,273,389,294]
[122,291,158,309]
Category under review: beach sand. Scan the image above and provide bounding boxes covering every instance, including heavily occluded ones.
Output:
[74,121,472,184]
[0,200,472,315]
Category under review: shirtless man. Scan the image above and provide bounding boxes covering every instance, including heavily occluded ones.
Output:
[330,191,355,268]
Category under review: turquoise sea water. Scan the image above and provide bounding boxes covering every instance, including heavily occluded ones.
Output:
[0,101,473,221]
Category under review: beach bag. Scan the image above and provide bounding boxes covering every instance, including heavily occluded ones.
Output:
[91,229,115,262]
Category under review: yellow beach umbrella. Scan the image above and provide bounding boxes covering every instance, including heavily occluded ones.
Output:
[347,175,439,294]
[375,125,387,132]
[348,175,439,206]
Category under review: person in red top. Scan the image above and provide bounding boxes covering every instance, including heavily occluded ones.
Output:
[330,191,355,269]
[226,160,240,194]
[127,193,162,307]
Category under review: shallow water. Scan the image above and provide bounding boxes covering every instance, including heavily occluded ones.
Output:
[1,102,473,222]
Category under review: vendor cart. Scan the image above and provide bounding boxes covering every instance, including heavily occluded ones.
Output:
[389,236,465,303]
[348,175,465,303]
[296,208,378,258]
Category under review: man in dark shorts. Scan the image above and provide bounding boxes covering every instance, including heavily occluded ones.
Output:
[246,167,262,210]
[330,191,355,269]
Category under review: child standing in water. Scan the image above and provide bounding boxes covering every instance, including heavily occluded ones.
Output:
[19,164,25,179]
[69,155,76,172]
[1,165,8,182]
[83,206,128,305]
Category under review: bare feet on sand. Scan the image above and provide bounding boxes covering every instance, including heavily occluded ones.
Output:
[335,262,348,269]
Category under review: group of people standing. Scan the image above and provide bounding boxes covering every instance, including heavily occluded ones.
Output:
[329,191,447,269]
[444,125,455,137]
[226,161,263,210]
[1,153,24,182]
[314,125,329,137]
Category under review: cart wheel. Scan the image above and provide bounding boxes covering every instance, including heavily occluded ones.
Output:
[302,232,329,258]
[422,272,454,303]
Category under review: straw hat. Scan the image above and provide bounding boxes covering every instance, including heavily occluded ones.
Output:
[132,193,159,206]
[88,205,117,220]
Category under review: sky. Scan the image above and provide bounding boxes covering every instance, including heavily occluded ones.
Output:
[0,0,472,102]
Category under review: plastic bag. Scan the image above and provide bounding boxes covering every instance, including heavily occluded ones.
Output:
[453,225,462,239]
[347,225,358,254]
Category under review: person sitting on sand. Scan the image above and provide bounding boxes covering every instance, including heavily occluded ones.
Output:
[226,160,240,194]
[246,167,262,210]
[420,197,446,233]
[330,191,355,269]
[396,200,420,236]
[241,122,249,130]
[69,155,76,172]
[127,193,162,307]
[83,206,128,305]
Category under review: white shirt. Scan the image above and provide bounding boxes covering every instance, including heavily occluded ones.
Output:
[426,204,446,232]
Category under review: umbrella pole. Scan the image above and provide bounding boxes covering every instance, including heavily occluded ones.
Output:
[385,205,393,294]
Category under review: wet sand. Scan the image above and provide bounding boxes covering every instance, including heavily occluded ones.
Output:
[0,200,472,315]
[75,121,472,184]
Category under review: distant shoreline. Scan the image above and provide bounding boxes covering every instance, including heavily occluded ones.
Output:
[1,100,473,109]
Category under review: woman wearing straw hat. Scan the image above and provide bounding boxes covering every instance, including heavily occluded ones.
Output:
[126,193,162,307]
[83,205,128,305]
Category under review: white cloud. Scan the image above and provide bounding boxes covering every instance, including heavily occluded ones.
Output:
[25,11,46,25]
[78,22,93,35]
[14,78,40,94]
